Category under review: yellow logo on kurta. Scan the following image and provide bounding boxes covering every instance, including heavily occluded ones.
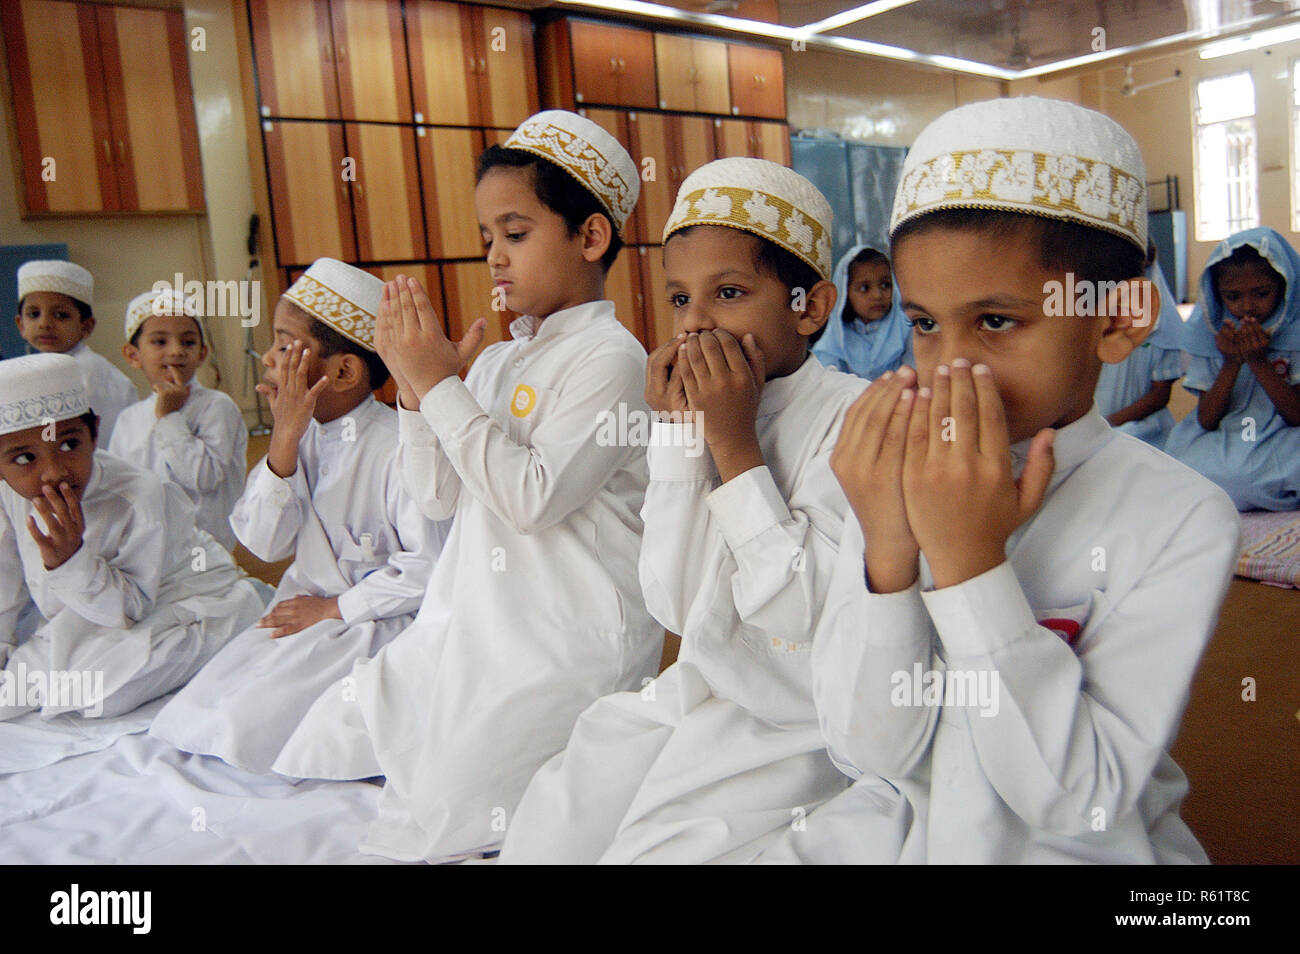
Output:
[510,384,537,418]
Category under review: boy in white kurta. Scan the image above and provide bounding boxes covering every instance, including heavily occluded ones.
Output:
[108,289,246,551]
[0,354,263,720]
[15,261,137,445]
[274,111,660,862]
[759,97,1240,864]
[502,159,866,865]
[150,260,445,774]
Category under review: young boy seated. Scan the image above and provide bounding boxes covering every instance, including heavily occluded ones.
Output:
[0,353,263,720]
[759,96,1240,864]
[501,158,867,865]
[1164,227,1300,510]
[15,261,138,445]
[150,259,447,774]
[108,289,247,551]
[273,110,661,862]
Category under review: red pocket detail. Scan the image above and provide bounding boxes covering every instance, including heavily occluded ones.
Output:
[1039,617,1082,645]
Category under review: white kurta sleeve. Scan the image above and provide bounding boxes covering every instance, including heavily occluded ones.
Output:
[41,507,165,628]
[0,512,28,649]
[148,402,247,495]
[335,473,446,626]
[810,516,939,779]
[228,457,307,562]
[705,447,845,638]
[918,492,1239,836]
[638,421,719,634]
[418,350,645,534]
[397,405,462,520]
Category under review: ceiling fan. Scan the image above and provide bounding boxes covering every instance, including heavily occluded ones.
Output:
[1109,64,1183,96]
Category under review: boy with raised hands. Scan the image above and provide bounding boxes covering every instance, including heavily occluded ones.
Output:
[273,111,661,862]
[760,97,1240,864]
[150,259,445,773]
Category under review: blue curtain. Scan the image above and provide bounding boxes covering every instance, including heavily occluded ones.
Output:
[792,138,907,266]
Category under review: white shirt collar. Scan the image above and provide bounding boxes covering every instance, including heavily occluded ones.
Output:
[757,353,821,419]
[508,300,616,343]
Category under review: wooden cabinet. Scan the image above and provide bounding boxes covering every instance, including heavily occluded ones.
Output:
[628,111,716,245]
[637,245,673,350]
[442,260,517,368]
[561,20,657,109]
[263,119,355,265]
[654,33,729,115]
[249,0,410,122]
[347,123,426,262]
[417,126,484,259]
[3,0,204,214]
[727,44,784,119]
[714,118,790,166]
[407,1,537,127]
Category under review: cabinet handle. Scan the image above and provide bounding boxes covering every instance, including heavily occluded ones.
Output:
[103,139,112,165]
[323,40,332,62]
[336,43,346,62]
[117,139,127,166]
[610,56,618,73]
[618,57,625,73]
[354,181,364,198]
[479,56,486,72]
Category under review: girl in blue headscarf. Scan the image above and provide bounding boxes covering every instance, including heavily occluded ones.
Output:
[1094,243,1185,449]
[811,245,912,379]
[1163,227,1300,511]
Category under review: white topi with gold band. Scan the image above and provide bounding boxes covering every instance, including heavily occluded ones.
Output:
[662,157,833,281]
[890,96,1148,253]
[124,288,203,342]
[504,109,640,234]
[0,353,90,437]
[282,258,384,351]
[17,260,94,309]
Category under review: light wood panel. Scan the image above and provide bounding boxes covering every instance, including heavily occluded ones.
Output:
[406,0,475,125]
[571,20,655,109]
[755,119,790,166]
[331,0,411,122]
[639,245,674,350]
[263,119,355,265]
[604,248,643,342]
[248,0,338,119]
[442,260,516,371]
[347,123,425,261]
[655,33,729,114]
[418,126,484,259]
[629,111,672,247]
[727,44,784,119]
[478,6,537,127]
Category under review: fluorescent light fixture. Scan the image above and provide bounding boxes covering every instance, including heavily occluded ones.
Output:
[1199,20,1300,59]
[803,0,926,35]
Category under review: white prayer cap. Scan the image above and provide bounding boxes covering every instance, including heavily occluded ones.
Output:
[890,96,1148,253]
[0,353,90,436]
[282,258,383,351]
[505,110,640,234]
[17,260,94,309]
[663,157,833,281]
[125,288,204,342]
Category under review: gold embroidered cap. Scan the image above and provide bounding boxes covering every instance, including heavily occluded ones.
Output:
[662,157,833,280]
[282,258,383,351]
[504,110,639,233]
[890,96,1147,252]
[0,353,90,436]
[17,260,94,309]
[125,287,204,342]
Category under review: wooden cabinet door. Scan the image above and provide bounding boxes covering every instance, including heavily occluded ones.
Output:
[442,260,516,371]
[248,0,339,119]
[604,248,644,344]
[476,6,537,127]
[639,245,674,350]
[330,0,411,122]
[755,120,790,166]
[2,0,118,212]
[628,111,673,246]
[714,117,752,159]
[609,22,656,109]
[690,38,730,115]
[406,0,476,125]
[570,20,617,107]
[346,123,425,261]
[727,45,784,119]
[675,115,715,189]
[263,119,356,266]
[96,5,204,212]
[417,127,484,259]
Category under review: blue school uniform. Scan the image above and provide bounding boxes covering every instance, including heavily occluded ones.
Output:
[1163,228,1300,511]
[1094,261,1184,449]
[812,245,913,379]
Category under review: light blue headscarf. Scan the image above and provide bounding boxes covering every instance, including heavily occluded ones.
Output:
[1144,257,1184,351]
[812,244,912,379]
[1180,227,1300,358]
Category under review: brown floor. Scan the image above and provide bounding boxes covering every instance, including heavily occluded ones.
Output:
[240,383,1300,863]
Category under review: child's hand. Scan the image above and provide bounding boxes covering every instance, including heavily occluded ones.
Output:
[678,330,766,481]
[258,595,342,639]
[902,360,1055,589]
[27,481,85,570]
[153,367,191,418]
[1214,318,1243,361]
[1237,316,1271,364]
[257,340,328,478]
[645,333,691,419]
[375,282,418,409]
[385,275,485,401]
[831,367,921,593]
